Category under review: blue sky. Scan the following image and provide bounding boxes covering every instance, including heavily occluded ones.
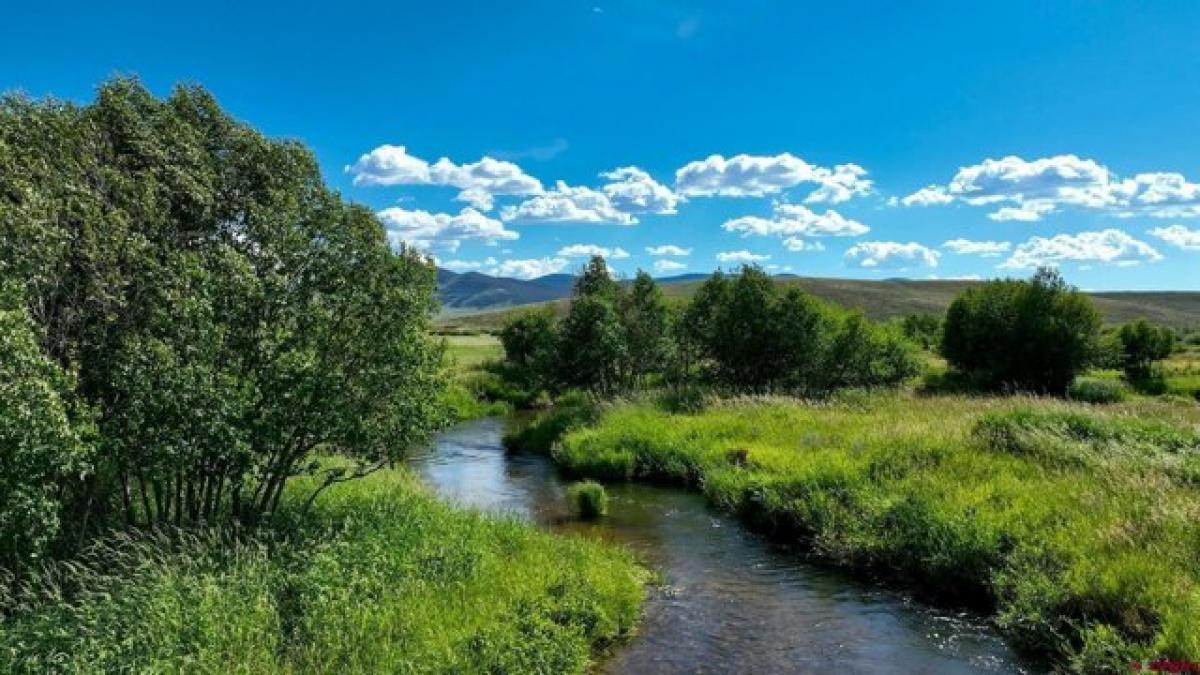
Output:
[5,1,1200,289]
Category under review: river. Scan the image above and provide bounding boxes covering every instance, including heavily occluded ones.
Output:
[410,417,1037,674]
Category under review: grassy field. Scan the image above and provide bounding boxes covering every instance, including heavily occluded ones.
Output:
[0,464,646,674]
[435,276,1200,333]
[439,334,510,420]
[513,391,1200,671]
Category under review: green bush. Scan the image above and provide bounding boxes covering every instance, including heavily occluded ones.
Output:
[566,481,609,519]
[1067,378,1128,404]
[941,268,1101,394]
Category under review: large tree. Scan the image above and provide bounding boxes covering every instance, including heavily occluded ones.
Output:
[941,268,1101,394]
[621,271,670,387]
[0,79,444,540]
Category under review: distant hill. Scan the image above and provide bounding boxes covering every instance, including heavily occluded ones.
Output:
[435,269,1200,333]
[436,268,570,310]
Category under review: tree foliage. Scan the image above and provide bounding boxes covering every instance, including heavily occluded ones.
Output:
[940,268,1101,393]
[1116,319,1175,380]
[0,79,444,560]
[501,262,918,396]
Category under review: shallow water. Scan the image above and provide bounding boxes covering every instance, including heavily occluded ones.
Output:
[411,417,1038,674]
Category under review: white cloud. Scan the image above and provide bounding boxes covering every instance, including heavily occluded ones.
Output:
[346,145,543,211]
[501,181,635,224]
[653,259,688,273]
[903,154,1200,221]
[716,250,771,263]
[440,259,481,271]
[999,229,1163,269]
[941,239,1011,257]
[1147,224,1200,251]
[900,185,954,207]
[987,201,1055,222]
[722,203,869,243]
[675,153,871,202]
[844,241,940,269]
[556,244,630,259]
[782,238,826,252]
[645,244,692,256]
[600,167,680,215]
[487,257,570,279]
[927,274,983,281]
[804,164,873,204]
[377,206,519,251]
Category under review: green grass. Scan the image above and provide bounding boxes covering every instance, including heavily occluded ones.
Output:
[566,481,609,519]
[0,467,646,674]
[538,392,1200,671]
[439,333,512,421]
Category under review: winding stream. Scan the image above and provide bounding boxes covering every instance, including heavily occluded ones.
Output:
[411,417,1037,674]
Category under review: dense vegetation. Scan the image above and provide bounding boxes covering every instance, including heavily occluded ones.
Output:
[0,467,644,673]
[499,257,920,398]
[510,393,1200,671]
[0,80,645,673]
[490,259,1199,671]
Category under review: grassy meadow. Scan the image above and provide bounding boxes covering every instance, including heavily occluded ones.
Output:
[503,389,1200,671]
[0,464,645,674]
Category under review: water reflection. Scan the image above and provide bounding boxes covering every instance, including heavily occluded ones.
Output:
[411,417,1037,674]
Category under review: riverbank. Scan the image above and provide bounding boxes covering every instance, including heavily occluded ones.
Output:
[509,391,1200,671]
[0,465,645,673]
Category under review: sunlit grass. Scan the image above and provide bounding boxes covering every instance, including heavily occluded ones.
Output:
[549,391,1200,671]
[0,467,646,674]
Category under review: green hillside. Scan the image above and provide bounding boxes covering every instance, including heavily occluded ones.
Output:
[435,275,1200,333]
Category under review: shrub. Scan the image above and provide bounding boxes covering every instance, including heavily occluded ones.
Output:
[941,268,1101,394]
[566,481,609,519]
[1067,378,1128,404]
[1117,319,1176,380]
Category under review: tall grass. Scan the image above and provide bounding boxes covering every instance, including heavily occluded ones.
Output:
[548,392,1200,671]
[0,468,645,673]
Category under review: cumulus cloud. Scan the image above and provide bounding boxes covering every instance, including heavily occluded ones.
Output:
[600,167,680,215]
[716,250,771,263]
[488,257,570,279]
[941,239,1012,257]
[900,185,954,207]
[440,257,499,272]
[844,241,940,269]
[674,153,871,203]
[346,145,543,211]
[999,229,1163,269]
[556,244,630,259]
[653,259,688,273]
[645,244,692,256]
[377,206,519,251]
[722,203,869,246]
[782,238,826,252]
[899,154,1200,221]
[1147,224,1200,251]
[501,181,635,224]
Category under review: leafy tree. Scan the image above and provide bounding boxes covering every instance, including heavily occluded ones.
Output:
[672,270,730,382]
[0,78,445,534]
[1117,319,1176,380]
[621,271,671,386]
[499,307,559,389]
[709,266,780,389]
[555,255,626,393]
[558,295,625,394]
[901,313,942,350]
[0,285,94,569]
[941,268,1101,394]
